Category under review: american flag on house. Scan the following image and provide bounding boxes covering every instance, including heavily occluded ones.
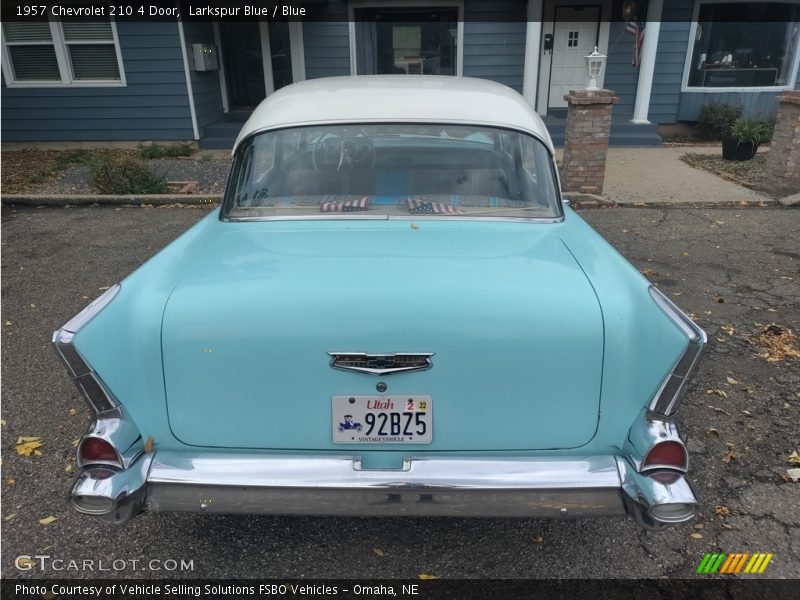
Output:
[626,17,645,67]
[319,197,370,212]
[405,199,462,214]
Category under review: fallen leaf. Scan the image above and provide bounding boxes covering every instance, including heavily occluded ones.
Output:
[98,286,110,291]
[741,410,752,417]
[690,533,703,539]
[788,451,800,465]
[706,389,728,399]
[65,463,73,473]
[714,505,730,518]
[640,268,658,277]
[672,291,684,296]
[721,324,735,336]
[726,376,739,385]
[723,448,740,463]
[373,547,385,557]
[144,436,154,454]
[693,523,704,530]
[786,469,800,482]
[38,515,57,525]
[15,437,43,457]
[752,324,800,362]
[532,536,544,544]
[0,419,6,426]
[706,428,720,438]
[418,574,439,580]
[5,477,15,486]
[722,523,734,529]
[4,321,11,326]
[30,303,36,309]
[71,439,80,447]
[68,408,77,416]
[4,513,17,522]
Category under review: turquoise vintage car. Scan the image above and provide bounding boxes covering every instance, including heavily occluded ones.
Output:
[54,76,705,529]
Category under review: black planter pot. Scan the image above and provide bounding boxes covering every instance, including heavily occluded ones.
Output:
[722,136,759,161]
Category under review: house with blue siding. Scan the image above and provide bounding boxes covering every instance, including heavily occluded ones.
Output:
[2,0,798,146]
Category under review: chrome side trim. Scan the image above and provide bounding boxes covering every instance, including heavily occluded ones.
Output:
[222,215,565,224]
[648,286,707,417]
[52,285,121,415]
[77,407,145,470]
[328,352,434,376]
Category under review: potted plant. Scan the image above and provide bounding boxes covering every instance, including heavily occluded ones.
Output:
[722,118,768,161]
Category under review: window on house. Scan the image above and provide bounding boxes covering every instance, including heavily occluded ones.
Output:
[354,8,458,76]
[2,18,123,85]
[687,2,800,88]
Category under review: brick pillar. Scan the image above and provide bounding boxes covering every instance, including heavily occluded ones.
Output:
[765,91,800,197]
[561,89,619,195]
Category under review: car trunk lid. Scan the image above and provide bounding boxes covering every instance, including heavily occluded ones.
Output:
[162,222,603,451]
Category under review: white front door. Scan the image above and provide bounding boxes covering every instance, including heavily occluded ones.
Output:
[547,6,600,108]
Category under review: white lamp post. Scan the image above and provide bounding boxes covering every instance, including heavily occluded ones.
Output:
[584,46,607,91]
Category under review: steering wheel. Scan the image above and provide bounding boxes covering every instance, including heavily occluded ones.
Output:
[312,132,374,171]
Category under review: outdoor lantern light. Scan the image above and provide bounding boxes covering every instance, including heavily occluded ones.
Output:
[584,46,607,91]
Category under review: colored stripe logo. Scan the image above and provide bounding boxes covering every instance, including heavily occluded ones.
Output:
[696,553,773,574]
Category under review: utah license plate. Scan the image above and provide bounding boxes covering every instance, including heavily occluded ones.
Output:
[332,395,432,444]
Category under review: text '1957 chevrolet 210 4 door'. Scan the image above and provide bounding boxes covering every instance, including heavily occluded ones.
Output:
[53,76,705,529]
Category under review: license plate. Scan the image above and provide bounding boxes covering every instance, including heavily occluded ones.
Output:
[332,395,432,444]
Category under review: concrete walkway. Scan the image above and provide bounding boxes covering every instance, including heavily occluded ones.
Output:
[555,145,775,205]
[603,146,774,205]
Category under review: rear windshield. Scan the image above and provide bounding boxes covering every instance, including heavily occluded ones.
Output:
[222,124,561,220]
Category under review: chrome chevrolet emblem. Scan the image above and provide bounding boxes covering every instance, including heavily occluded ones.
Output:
[328,353,434,375]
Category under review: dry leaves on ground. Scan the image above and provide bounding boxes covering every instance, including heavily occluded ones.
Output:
[640,268,658,277]
[373,548,385,557]
[707,389,728,399]
[785,469,800,483]
[418,574,439,580]
[15,436,43,457]
[788,451,800,465]
[38,516,57,525]
[714,505,731,518]
[752,324,800,361]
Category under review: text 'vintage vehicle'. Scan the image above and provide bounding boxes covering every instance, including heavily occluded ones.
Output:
[54,76,705,529]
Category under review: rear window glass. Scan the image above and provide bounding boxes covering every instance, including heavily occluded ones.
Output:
[222,123,560,220]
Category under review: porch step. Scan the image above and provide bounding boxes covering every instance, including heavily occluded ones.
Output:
[200,112,251,149]
[545,117,662,148]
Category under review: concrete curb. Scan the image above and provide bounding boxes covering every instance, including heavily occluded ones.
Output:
[1,194,221,206]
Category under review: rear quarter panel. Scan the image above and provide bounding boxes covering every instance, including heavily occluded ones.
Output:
[557,207,690,449]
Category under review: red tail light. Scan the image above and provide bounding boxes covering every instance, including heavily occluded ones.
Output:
[643,441,687,470]
[79,437,120,465]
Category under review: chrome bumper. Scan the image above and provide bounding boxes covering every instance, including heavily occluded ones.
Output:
[71,452,697,529]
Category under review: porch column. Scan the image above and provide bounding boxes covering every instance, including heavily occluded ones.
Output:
[631,0,663,124]
[522,0,544,109]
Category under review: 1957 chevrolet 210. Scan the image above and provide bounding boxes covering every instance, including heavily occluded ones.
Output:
[54,76,706,529]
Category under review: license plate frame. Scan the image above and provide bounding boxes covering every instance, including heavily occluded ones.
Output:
[331,395,432,444]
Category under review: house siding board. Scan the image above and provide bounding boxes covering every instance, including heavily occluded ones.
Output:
[1,20,194,141]
[302,1,350,79]
[650,1,693,124]
[677,91,781,121]
[604,20,639,118]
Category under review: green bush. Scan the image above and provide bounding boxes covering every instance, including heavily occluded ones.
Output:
[139,142,195,159]
[92,156,167,194]
[730,118,771,145]
[697,102,743,140]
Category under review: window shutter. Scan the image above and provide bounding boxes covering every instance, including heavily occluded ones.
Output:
[68,45,120,80]
[2,21,61,81]
[62,20,114,41]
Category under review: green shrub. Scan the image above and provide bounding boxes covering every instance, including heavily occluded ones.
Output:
[697,102,743,140]
[139,142,195,159]
[92,156,167,194]
[730,118,771,145]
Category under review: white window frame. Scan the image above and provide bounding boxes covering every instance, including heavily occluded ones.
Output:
[681,0,800,93]
[1,18,126,88]
[347,0,464,77]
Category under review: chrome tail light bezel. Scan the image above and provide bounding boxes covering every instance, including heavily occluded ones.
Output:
[647,285,707,417]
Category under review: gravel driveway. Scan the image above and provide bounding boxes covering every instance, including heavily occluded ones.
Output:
[1,205,797,580]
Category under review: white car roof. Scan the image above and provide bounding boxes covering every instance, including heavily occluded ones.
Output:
[233,75,554,153]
